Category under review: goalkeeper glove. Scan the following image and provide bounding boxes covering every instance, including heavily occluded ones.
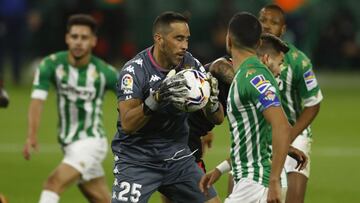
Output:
[144,70,188,114]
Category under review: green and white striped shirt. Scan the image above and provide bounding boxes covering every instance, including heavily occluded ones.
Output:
[227,56,281,187]
[278,43,323,138]
[31,51,118,145]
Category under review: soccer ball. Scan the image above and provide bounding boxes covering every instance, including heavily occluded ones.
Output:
[175,69,211,112]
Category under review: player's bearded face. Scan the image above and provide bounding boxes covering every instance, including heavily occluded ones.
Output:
[66,25,96,60]
[161,22,190,67]
[259,9,285,37]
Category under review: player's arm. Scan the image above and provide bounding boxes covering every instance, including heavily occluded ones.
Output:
[119,69,187,134]
[23,57,52,160]
[290,104,320,142]
[118,99,151,134]
[263,106,291,203]
[291,55,323,142]
[23,99,44,160]
[199,158,231,194]
[209,57,234,85]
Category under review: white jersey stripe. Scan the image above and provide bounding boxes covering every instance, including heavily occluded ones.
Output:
[250,103,263,184]
[92,72,106,138]
[285,67,296,120]
[64,66,79,143]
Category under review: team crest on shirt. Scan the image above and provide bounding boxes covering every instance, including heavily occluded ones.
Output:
[121,74,133,93]
[292,51,298,60]
[259,88,280,109]
[303,69,318,91]
[91,69,99,79]
[250,74,272,94]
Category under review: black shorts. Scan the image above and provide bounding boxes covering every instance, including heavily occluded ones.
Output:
[111,157,217,203]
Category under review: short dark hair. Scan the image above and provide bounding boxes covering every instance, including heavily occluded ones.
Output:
[261,4,286,23]
[257,33,289,56]
[262,4,285,16]
[66,14,98,35]
[152,11,189,35]
[228,12,262,49]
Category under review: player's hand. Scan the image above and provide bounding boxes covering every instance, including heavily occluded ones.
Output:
[267,179,281,203]
[288,146,308,171]
[23,136,39,160]
[201,131,214,156]
[0,88,9,108]
[205,72,220,113]
[158,71,188,101]
[144,69,178,111]
[199,168,222,195]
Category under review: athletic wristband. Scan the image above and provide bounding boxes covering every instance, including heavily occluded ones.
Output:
[215,160,231,174]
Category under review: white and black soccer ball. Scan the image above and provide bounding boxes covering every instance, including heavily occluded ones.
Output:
[174,69,211,112]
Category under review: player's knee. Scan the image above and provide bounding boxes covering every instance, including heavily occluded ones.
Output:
[87,192,110,203]
[43,174,65,193]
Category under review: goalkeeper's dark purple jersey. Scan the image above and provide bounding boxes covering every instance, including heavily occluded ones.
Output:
[111,46,206,163]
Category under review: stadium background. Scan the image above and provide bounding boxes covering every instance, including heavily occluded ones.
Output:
[0,0,359,202]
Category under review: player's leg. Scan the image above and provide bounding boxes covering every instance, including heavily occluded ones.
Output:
[285,173,307,203]
[73,137,110,202]
[112,159,163,203]
[284,136,311,203]
[160,157,220,203]
[78,176,110,203]
[39,163,81,203]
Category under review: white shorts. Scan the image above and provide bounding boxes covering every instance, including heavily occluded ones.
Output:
[62,137,108,181]
[225,178,268,203]
[285,135,312,178]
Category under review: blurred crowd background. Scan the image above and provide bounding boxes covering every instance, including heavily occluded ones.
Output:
[1,0,360,85]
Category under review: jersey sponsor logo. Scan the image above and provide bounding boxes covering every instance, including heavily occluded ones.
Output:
[149,74,161,82]
[303,69,318,91]
[121,74,133,92]
[124,65,135,74]
[246,69,256,78]
[259,89,280,109]
[250,74,272,93]
[59,84,96,101]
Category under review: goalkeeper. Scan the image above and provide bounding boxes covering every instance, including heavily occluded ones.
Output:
[111,11,224,203]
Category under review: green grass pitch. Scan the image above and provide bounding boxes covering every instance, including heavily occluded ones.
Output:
[0,72,359,202]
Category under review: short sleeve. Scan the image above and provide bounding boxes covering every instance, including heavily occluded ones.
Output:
[295,54,323,107]
[31,58,53,100]
[104,64,119,92]
[247,72,281,112]
[116,61,145,101]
